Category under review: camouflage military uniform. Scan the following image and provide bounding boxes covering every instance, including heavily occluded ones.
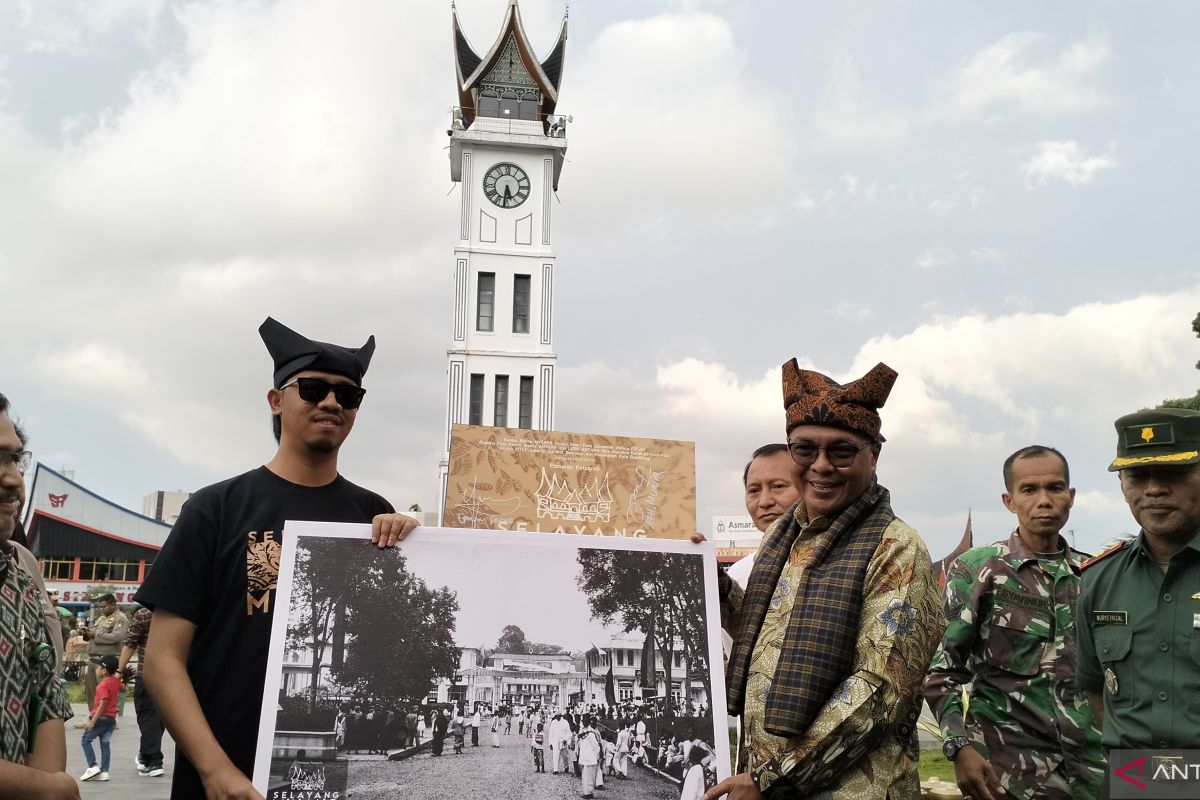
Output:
[923,531,1103,800]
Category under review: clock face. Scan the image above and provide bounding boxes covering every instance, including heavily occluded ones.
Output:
[483,162,531,209]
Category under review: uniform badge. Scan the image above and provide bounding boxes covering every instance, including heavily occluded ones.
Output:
[1104,668,1119,697]
[1192,592,1200,600]
[1193,613,1200,630]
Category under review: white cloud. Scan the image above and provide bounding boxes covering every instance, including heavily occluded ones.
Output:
[970,247,1004,266]
[17,0,168,55]
[1022,140,1118,187]
[944,32,1111,119]
[814,51,911,147]
[916,246,956,270]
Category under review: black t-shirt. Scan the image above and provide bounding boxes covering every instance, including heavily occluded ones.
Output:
[134,466,393,799]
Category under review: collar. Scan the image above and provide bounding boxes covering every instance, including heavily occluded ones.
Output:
[1130,528,1200,558]
[1006,530,1081,573]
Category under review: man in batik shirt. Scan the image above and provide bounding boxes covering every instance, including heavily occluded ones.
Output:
[924,446,1103,800]
[708,361,944,800]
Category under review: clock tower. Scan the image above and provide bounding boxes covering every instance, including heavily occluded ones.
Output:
[439,1,570,520]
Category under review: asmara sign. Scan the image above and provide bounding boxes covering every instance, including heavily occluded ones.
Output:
[443,424,696,539]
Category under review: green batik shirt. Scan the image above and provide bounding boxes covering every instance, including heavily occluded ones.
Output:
[1076,530,1200,749]
[740,513,943,800]
[924,531,1103,800]
[0,549,73,762]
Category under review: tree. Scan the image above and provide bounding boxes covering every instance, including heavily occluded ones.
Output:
[335,549,460,706]
[288,540,459,711]
[575,550,710,715]
[1161,312,1200,410]
[496,624,530,654]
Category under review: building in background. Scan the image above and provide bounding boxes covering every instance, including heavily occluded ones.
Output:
[438,1,571,521]
[23,463,168,613]
[142,489,192,524]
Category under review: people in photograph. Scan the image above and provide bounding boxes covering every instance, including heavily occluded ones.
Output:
[577,715,602,799]
[614,721,631,779]
[432,708,448,757]
[135,317,418,800]
[924,445,1103,800]
[79,655,123,782]
[532,723,546,773]
[334,708,347,752]
[490,713,502,747]
[710,361,944,799]
[680,745,709,800]
[1077,407,1200,750]
[451,712,465,755]
[470,706,481,746]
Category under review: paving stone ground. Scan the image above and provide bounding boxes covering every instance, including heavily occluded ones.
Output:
[341,730,680,800]
[66,702,173,800]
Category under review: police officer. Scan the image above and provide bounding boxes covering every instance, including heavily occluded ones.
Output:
[1077,407,1200,750]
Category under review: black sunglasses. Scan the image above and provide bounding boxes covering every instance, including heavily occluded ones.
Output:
[280,378,366,409]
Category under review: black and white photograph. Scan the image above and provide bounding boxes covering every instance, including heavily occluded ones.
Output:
[253,524,729,800]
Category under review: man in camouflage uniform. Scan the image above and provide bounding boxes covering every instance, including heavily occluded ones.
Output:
[924,446,1103,800]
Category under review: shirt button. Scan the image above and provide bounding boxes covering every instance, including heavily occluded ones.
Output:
[1158,692,1169,701]
[1163,593,1173,602]
[1102,645,1110,654]
[1160,642,1170,652]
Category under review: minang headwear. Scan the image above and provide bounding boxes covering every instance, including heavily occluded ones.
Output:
[782,360,898,442]
[259,317,376,388]
[1107,406,1200,471]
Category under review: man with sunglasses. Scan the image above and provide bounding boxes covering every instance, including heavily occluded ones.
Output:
[0,393,77,799]
[135,318,418,800]
[707,361,943,800]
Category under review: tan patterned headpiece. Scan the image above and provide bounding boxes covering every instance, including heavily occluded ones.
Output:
[782,360,898,442]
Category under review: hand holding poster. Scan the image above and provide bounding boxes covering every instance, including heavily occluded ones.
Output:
[253,523,729,798]
[443,424,697,539]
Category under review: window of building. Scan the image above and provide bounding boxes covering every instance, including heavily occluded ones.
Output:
[616,650,624,666]
[76,559,140,583]
[469,374,485,426]
[519,91,540,120]
[493,375,509,427]
[476,272,495,331]
[674,651,684,669]
[512,275,531,333]
[618,683,633,702]
[499,90,519,118]
[41,558,75,581]
[519,376,533,429]
[479,89,499,118]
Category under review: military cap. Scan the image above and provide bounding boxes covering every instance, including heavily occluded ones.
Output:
[259,317,375,388]
[1107,406,1200,471]
[782,360,898,441]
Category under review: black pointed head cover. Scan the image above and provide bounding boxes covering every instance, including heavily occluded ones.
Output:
[259,317,376,388]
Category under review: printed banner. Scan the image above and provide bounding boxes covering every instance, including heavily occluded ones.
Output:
[443,424,696,539]
[253,523,730,798]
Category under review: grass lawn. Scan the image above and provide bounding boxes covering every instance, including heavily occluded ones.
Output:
[919,749,956,782]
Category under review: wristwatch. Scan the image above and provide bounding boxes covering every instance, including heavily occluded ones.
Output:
[942,736,971,761]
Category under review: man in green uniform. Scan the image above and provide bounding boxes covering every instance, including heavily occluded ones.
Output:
[925,446,1103,800]
[1076,407,1200,750]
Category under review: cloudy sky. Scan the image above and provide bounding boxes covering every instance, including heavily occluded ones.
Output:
[5,0,1200,558]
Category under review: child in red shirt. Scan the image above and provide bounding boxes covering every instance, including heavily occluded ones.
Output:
[80,654,122,781]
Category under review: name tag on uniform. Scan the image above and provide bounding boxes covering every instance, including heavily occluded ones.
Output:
[1194,613,1200,630]
[1093,611,1128,625]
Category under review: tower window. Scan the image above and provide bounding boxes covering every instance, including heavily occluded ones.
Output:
[476,272,495,331]
[469,374,484,425]
[519,376,534,429]
[494,375,509,427]
[499,90,518,119]
[513,275,530,333]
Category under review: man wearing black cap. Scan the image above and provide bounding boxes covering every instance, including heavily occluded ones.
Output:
[708,361,943,800]
[135,318,418,800]
[1076,407,1200,752]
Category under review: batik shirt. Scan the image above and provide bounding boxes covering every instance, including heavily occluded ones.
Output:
[924,532,1103,800]
[0,549,73,762]
[742,513,943,799]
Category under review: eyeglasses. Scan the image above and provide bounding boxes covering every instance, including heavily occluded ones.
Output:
[280,378,366,410]
[788,440,871,468]
[0,450,32,475]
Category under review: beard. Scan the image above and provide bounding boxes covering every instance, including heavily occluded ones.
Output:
[305,438,337,455]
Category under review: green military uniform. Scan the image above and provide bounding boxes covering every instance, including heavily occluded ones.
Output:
[924,531,1103,800]
[1075,406,1200,749]
[1076,532,1200,748]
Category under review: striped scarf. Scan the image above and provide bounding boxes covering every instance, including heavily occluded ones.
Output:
[726,482,894,737]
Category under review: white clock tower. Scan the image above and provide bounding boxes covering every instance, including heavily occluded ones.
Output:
[439,1,570,519]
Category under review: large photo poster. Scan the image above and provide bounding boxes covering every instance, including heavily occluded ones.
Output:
[443,424,697,539]
[253,523,729,799]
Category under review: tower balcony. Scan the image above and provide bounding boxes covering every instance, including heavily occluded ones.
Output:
[448,107,570,190]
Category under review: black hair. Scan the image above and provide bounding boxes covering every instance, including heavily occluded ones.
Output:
[1002,445,1070,491]
[97,593,117,605]
[742,443,790,485]
[0,392,27,447]
[272,413,282,444]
